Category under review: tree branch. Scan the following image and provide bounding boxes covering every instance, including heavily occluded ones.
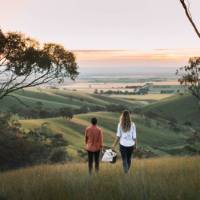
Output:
[180,0,200,39]
[0,71,56,99]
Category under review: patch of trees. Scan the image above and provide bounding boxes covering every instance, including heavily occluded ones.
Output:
[183,145,200,155]
[178,1,200,104]
[184,121,192,126]
[9,102,106,119]
[177,57,200,104]
[160,90,175,94]
[105,104,129,112]
[186,131,200,145]
[10,102,133,119]
[59,108,74,119]
[102,90,135,95]
[95,88,149,95]
[0,113,69,171]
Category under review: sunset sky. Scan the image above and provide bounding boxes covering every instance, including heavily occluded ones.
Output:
[1,0,200,71]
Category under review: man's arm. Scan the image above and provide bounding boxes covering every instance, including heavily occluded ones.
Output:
[134,138,137,149]
[85,129,88,145]
[100,129,103,149]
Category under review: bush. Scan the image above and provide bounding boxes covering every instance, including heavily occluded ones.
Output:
[184,121,192,126]
[49,148,68,163]
[0,113,69,171]
[133,147,157,158]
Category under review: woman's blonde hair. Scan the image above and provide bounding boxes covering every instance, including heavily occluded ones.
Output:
[120,110,132,132]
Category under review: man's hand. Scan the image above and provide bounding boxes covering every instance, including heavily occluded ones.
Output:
[101,146,105,153]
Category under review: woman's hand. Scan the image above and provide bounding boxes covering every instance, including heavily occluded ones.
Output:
[112,136,120,150]
[111,144,116,151]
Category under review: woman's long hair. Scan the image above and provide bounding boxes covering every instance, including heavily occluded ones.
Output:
[120,110,132,132]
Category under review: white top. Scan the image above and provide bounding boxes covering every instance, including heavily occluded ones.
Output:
[116,122,137,147]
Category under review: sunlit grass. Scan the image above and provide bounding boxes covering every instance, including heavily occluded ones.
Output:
[110,94,174,101]
[0,157,199,200]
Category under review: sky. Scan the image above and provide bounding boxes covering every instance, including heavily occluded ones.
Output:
[1,0,200,72]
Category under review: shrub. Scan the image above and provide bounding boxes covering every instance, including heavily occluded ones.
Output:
[0,113,69,171]
[184,121,192,126]
[49,147,68,163]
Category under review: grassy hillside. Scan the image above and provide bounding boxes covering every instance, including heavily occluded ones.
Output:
[20,111,190,159]
[143,94,200,128]
[0,157,199,200]
[0,88,145,112]
[110,93,174,101]
[2,89,199,158]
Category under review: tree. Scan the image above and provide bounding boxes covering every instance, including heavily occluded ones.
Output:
[59,107,74,120]
[179,0,200,39]
[176,57,200,102]
[0,29,79,100]
[94,89,98,94]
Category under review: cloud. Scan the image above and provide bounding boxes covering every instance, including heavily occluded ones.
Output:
[75,48,200,62]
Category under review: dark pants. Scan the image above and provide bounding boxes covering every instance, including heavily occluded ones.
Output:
[87,150,100,174]
[120,145,134,173]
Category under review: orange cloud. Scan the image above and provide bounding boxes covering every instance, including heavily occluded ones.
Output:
[74,49,200,63]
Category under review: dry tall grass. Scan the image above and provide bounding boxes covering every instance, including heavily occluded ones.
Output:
[0,157,200,200]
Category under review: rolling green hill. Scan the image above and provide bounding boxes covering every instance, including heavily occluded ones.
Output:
[1,89,199,159]
[0,88,145,113]
[20,111,191,159]
[143,94,200,128]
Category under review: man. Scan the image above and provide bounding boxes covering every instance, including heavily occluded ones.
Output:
[85,117,103,174]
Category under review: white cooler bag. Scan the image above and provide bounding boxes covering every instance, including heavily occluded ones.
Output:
[102,149,117,163]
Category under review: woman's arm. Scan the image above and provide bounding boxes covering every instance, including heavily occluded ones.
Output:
[133,124,137,149]
[112,123,121,150]
[134,138,137,149]
[112,136,120,150]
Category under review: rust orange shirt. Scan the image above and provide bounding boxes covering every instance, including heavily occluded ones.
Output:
[85,125,103,152]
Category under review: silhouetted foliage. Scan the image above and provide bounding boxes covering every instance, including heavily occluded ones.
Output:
[59,108,74,120]
[184,121,192,126]
[49,147,69,163]
[0,29,78,100]
[176,57,200,102]
[0,113,68,171]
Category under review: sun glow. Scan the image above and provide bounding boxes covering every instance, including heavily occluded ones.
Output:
[74,49,200,68]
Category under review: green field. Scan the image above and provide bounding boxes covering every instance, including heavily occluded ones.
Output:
[20,110,191,159]
[143,94,200,128]
[0,88,145,112]
[0,87,200,200]
[1,88,199,159]
[0,156,199,200]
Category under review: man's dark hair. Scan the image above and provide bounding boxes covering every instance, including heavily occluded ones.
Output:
[91,117,97,125]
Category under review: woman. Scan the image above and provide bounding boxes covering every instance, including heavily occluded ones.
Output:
[112,110,137,173]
